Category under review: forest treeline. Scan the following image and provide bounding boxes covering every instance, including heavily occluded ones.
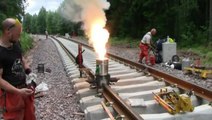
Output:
[0,0,211,48]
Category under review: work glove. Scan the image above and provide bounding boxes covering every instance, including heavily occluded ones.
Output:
[26,73,37,89]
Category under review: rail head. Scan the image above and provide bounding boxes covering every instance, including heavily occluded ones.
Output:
[102,84,144,120]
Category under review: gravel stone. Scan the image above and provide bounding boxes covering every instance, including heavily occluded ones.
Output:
[108,45,212,91]
[28,36,84,120]
[14,36,210,120]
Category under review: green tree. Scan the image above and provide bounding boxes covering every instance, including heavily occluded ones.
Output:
[106,0,210,47]
[23,13,32,33]
[0,0,25,22]
[209,0,212,44]
[30,14,38,34]
[36,7,47,34]
[20,0,210,48]
[46,11,55,34]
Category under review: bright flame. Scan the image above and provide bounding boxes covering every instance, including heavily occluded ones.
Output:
[90,23,109,60]
[60,0,110,60]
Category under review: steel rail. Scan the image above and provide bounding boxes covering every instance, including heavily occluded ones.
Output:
[53,36,144,119]
[62,36,212,102]
[102,84,143,120]
[51,36,76,62]
[108,53,212,102]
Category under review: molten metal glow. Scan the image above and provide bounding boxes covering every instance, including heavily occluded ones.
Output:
[90,23,109,60]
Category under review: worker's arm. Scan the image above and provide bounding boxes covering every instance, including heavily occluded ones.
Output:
[0,68,33,96]
[22,57,30,69]
[150,40,156,49]
[22,56,32,74]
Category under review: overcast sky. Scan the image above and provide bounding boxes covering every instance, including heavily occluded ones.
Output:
[25,0,64,15]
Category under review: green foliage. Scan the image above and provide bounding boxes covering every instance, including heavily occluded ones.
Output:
[179,24,209,48]
[205,52,212,65]
[106,0,211,48]
[0,0,25,22]
[23,4,82,36]
[23,14,38,34]
[36,7,47,34]
[46,12,56,34]
[0,13,7,25]
[30,14,38,34]
[109,37,139,48]
[19,0,211,50]
[23,13,32,33]
[180,23,195,47]
[20,32,33,53]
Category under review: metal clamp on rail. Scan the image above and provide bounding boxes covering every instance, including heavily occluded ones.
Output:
[95,58,110,93]
[79,58,119,93]
[76,44,119,93]
[153,89,194,114]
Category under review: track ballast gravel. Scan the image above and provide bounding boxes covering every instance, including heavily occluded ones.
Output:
[28,36,83,120]
[26,36,211,120]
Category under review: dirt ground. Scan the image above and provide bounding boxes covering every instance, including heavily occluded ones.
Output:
[108,45,203,65]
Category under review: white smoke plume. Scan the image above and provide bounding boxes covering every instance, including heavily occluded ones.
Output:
[60,0,110,41]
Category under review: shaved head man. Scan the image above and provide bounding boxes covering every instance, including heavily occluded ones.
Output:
[0,18,35,120]
[150,28,157,36]
[1,18,22,45]
[139,28,157,65]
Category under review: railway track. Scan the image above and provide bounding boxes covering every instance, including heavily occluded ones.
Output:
[51,36,212,120]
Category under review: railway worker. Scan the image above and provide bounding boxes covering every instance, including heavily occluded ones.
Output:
[0,18,36,120]
[45,30,48,39]
[138,28,157,65]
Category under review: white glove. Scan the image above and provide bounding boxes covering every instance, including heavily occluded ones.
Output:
[26,73,37,85]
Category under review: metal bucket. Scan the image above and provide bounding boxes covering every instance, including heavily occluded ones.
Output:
[37,63,45,73]
[96,58,108,76]
[182,58,191,70]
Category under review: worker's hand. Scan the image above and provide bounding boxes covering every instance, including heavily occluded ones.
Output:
[18,88,33,96]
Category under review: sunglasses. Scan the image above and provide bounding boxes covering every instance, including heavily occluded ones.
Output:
[7,18,21,30]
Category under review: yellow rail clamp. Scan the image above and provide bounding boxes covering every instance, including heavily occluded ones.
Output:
[184,67,212,79]
[153,89,194,114]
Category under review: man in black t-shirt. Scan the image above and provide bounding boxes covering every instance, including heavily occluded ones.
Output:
[0,18,35,120]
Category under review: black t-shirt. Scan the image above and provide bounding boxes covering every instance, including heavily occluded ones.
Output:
[0,42,26,86]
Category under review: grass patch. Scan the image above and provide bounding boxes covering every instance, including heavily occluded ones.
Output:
[176,46,212,65]
[205,51,212,65]
[20,32,33,53]
[108,37,139,48]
